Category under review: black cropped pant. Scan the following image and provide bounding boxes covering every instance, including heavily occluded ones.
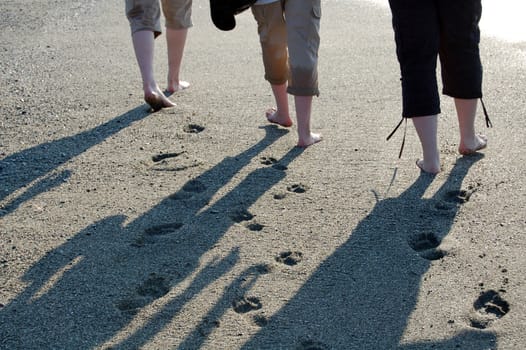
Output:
[388,0,483,118]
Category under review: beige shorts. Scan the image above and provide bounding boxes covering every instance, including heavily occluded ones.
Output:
[126,0,192,37]
[251,2,289,85]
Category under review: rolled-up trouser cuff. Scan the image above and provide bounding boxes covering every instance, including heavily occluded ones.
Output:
[287,86,320,97]
[126,0,162,37]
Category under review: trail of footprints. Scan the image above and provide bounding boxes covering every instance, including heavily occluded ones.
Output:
[139,152,307,242]
[230,153,308,336]
[227,159,307,328]
[408,184,483,261]
[231,249,304,332]
[407,183,511,329]
[126,155,510,343]
[128,152,308,326]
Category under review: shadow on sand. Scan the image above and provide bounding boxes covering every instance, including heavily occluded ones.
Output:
[0,124,305,349]
[0,115,502,349]
[0,106,150,217]
[237,154,499,349]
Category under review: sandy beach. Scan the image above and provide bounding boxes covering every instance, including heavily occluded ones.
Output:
[1,0,525,349]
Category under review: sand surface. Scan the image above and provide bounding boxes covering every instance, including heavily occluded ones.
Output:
[1,1,525,349]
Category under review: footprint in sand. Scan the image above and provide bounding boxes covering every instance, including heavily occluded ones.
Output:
[183,123,205,133]
[136,273,170,298]
[260,156,288,170]
[132,222,183,246]
[275,251,303,266]
[260,156,278,165]
[246,222,265,232]
[169,179,207,200]
[470,289,510,329]
[434,183,480,211]
[445,183,479,204]
[116,273,170,314]
[235,215,266,232]
[444,190,473,204]
[232,296,262,314]
[229,209,254,223]
[287,183,307,194]
[408,232,447,261]
[151,151,185,163]
[144,222,183,236]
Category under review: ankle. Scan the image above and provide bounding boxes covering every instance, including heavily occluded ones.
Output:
[143,82,159,95]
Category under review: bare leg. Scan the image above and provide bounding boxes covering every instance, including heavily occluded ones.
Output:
[266,83,293,127]
[166,27,190,93]
[295,95,322,148]
[455,98,487,155]
[412,115,440,174]
[132,30,176,110]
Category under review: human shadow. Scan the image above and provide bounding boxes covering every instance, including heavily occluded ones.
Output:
[109,140,304,349]
[0,105,149,217]
[240,154,499,349]
[0,125,302,349]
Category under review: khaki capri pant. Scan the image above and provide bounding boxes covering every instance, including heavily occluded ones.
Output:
[252,0,321,96]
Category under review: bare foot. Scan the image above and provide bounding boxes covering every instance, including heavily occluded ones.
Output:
[166,80,190,95]
[416,159,440,174]
[144,91,176,111]
[297,133,323,148]
[266,108,293,128]
[459,134,487,155]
